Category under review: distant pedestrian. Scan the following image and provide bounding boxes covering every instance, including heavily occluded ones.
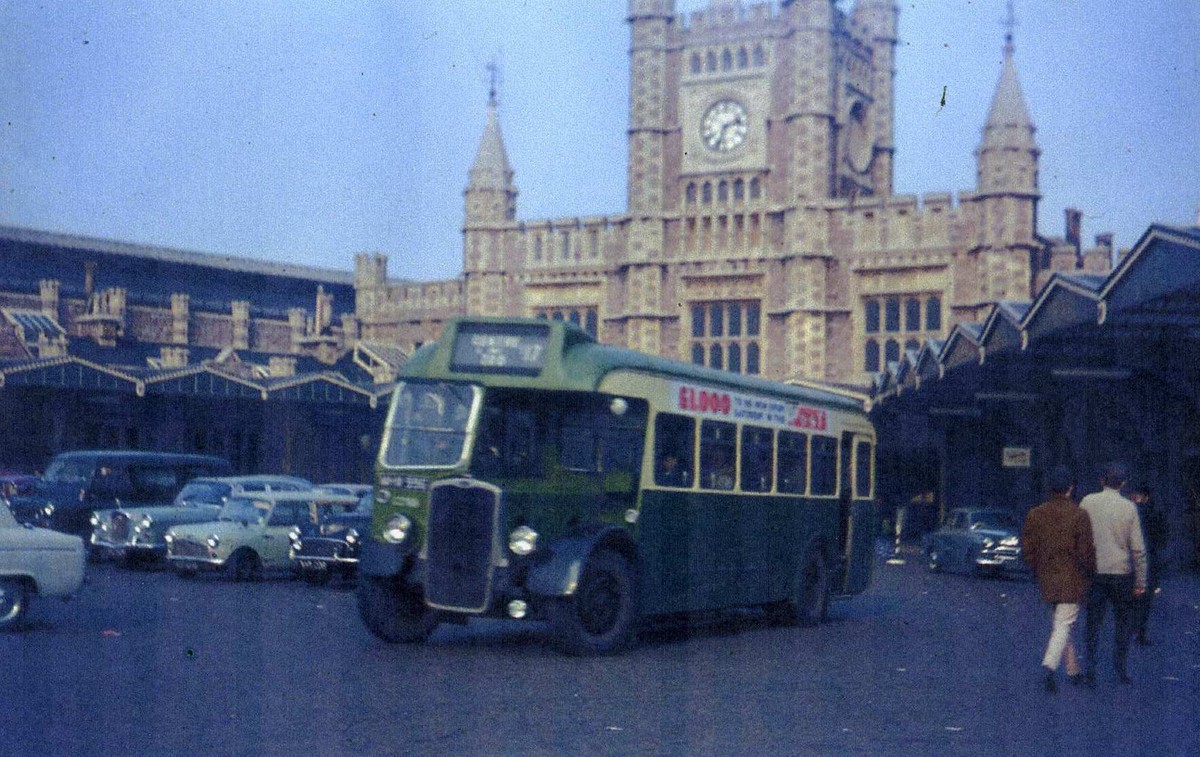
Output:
[1129,482,1168,646]
[1022,465,1095,693]
[1079,462,1147,686]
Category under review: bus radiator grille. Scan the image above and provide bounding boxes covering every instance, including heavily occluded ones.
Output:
[425,482,499,612]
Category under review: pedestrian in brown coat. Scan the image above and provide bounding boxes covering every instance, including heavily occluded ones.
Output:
[1022,466,1096,692]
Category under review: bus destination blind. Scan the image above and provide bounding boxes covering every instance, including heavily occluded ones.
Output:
[450,323,550,375]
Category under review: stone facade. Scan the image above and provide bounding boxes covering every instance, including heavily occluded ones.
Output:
[356,0,1114,386]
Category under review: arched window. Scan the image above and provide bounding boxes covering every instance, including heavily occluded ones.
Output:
[585,309,598,336]
[746,343,760,374]
[569,310,581,326]
[533,236,542,260]
[905,338,919,353]
[753,45,766,66]
[905,298,921,331]
[733,178,744,201]
[865,300,880,333]
[728,303,742,336]
[718,181,728,202]
[692,306,705,337]
[685,183,697,204]
[749,177,761,200]
[721,49,732,71]
[706,51,717,72]
[885,297,900,332]
[692,344,705,365]
[737,47,749,68]
[926,296,942,332]
[702,182,713,203]
[710,306,724,337]
[709,343,723,369]
[864,339,880,372]
[690,53,701,74]
[728,343,742,373]
[885,339,900,364]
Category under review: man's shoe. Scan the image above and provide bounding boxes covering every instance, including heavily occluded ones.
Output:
[1068,673,1087,686]
[1043,669,1057,693]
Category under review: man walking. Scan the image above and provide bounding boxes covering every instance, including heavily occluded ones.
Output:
[1129,482,1167,645]
[1022,466,1095,692]
[1080,462,1147,686]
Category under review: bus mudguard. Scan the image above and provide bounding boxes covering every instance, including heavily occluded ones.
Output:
[526,527,634,597]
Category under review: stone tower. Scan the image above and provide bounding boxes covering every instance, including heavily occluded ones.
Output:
[463,80,519,316]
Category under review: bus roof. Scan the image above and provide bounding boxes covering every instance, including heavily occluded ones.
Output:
[401,317,866,413]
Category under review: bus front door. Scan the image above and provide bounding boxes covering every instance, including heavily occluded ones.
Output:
[838,432,876,595]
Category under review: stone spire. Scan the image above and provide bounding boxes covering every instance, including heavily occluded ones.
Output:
[464,62,517,226]
[975,3,1039,196]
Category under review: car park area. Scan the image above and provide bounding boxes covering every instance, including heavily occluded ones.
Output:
[1,554,1196,754]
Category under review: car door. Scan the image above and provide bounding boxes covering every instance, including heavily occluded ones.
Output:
[261,500,299,567]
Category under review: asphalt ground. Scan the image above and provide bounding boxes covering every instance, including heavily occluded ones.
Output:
[1,552,1197,756]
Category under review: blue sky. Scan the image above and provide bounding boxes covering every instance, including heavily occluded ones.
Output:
[2,1,1197,281]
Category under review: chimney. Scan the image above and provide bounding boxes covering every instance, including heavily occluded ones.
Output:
[39,279,60,319]
[1064,208,1082,256]
[84,261,96,300]
[1094,233,1113,251]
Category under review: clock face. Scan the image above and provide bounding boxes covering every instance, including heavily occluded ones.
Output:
[701,100,748,153]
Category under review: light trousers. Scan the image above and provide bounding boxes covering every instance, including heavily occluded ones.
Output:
[1042,602,1081,674]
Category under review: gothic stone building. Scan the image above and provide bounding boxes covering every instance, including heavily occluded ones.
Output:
[353,0,1113,387]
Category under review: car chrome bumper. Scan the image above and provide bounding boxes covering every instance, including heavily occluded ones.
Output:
[166,555,226,568]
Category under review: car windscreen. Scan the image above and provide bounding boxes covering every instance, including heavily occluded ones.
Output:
[175,481,232,506]
[382,381,477,468]
[217,498,270,524]
[971,512,1016,530]
[41,458,95,485]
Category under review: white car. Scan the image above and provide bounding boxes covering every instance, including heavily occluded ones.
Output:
[0,504,85,629]
[165,491,359,580]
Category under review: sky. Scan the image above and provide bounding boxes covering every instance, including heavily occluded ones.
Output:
[2,1,1197,282]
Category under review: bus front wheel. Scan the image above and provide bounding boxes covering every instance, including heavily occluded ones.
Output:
[549,550,636,655]
[357,574,437,644]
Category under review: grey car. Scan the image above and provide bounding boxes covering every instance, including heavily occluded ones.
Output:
[922,507,1025,576]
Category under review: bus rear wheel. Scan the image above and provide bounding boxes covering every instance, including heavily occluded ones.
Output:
[357,574,437,643]
[769,552,830,627]
[549,550,636,656]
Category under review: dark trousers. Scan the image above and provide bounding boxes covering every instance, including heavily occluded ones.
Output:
[1085,573,1135,677]
[1132,566,1159,640]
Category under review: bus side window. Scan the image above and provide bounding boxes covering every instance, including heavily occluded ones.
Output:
[810,436,838,496]
[654,414,695,487]
[854,440,873,498]
[740,426,774,492]
[700,420,736,491]
[777,430,808,494]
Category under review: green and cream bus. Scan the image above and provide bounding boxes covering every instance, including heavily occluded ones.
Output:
[358,317,877,654]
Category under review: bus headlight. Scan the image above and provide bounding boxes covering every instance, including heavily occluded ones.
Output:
[288,526,301,544]
[383,514,412,544]
[206,535,221,549]
[508,525,538,556]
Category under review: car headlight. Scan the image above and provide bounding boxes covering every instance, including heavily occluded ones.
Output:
[383,514,412,544]
[288,526,301,543]
[508,525,538,556]
[42,503,55,518]
[164,533,175,545]
[90,513,100,527]
[981,538,995,549]
[206,535,220,549]
[346,528,359,545]
[140,514,153,528]
[292,539,303,553]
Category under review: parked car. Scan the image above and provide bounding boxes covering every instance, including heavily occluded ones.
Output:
[8,451,231,538]
[1,471,37,500]
[0,500,85,629]
[922,507,1025,576]
[165,490,359,580]
[90,475,313,562]
[290,490,373,584]
[316,483,373,499]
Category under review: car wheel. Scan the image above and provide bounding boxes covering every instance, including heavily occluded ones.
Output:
[0,578,30,630]
[228,549,262,582]
[549,549,637,655]
[357,574,437,643]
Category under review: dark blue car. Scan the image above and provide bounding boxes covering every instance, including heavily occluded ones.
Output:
[922,507,1025,577]
[289,490,373,584]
